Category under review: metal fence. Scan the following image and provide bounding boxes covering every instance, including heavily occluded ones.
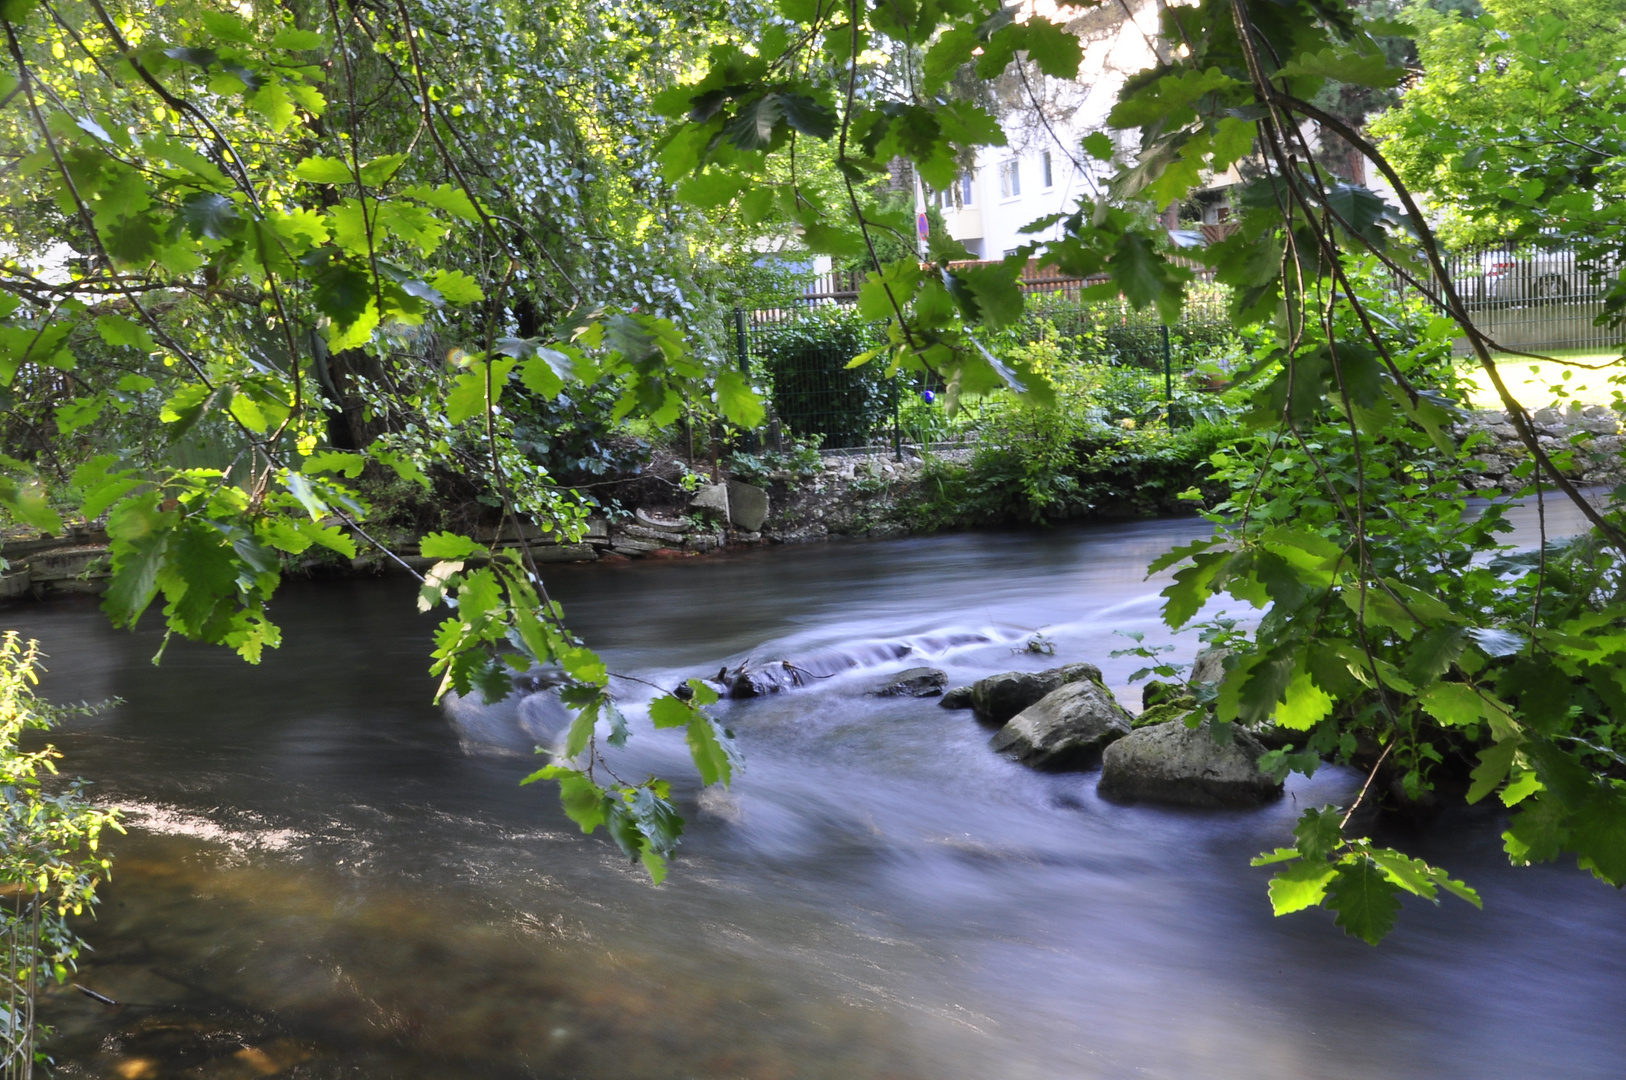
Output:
[1442,245,1623,356]
[0,895,41,1080]
[734,247,1623,450]
[733,260,1233,450]
[734,307,899,450]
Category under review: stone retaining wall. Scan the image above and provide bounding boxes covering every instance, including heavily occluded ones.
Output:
[1461,403,1624,493]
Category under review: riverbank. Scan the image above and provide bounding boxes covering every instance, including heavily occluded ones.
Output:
[2,404,1620,602]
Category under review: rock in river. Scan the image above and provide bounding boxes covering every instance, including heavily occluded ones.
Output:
[940,685,974,710]
[990,680,1132,770]
[1098,721,1282,808]
[970,662,1101,724]
[1189,647,1232,686]
[871,667,947,697]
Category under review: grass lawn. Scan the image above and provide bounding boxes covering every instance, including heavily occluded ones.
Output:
[1456,348,1624,409]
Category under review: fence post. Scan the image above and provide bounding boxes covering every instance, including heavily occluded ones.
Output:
[733,308,749,374]
[1161,323,1174,424]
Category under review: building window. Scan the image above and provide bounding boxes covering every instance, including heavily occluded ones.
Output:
[934,174,975,209]
[999,158,1021,199]
[1042,151,1054,189]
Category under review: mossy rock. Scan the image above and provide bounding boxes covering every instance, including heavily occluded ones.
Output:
[1132,695,1199,729]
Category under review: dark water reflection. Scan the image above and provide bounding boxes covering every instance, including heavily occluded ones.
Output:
[8,510,1625,1079]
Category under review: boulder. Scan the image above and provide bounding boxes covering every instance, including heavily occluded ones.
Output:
[1141,679,1177,709]
[726,480,771,531]
[1132,695,1198,729]
[1098,722,1282,808]
[870,667,947,698]
[969,662,1101,724]
[990,680,1132,770]
[940,685,974,710]
[1189,647,1231,686]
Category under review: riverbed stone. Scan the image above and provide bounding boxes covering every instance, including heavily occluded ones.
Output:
[940,685,974,710]
[1098,721,1282,808]
[990,680,1132,770]
[871,667,947,698]
[969,662,1101,724]
[727,480,771,531]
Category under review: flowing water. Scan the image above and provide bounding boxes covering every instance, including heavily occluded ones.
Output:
[9,510,1626,1079]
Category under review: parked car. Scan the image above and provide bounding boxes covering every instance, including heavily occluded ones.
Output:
[1471,248,1592,304]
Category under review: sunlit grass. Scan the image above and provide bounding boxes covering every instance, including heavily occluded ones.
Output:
[1456,349,1625,409]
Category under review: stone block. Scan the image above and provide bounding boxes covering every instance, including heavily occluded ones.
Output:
[690,483,730,520]
[620,523,688,545]
[726,480,770,531]
[528,543,597,562]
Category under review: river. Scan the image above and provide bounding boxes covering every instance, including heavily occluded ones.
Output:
[10,510,1625,1079]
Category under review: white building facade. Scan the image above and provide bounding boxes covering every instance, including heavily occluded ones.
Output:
[932,0,1165,259]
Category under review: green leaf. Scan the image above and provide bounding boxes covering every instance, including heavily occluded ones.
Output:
[0,474,62,534]
[686,715,735,787]
[1326,859,1402,945]
[1417,682,1484,728]
[1405,625,1468,687]
[649,694,692,729]
[1022,18,1082,79]
[358,153,408,186]
[446,357,516,424]
[1209,117,1257,171]
[95,314,156,350]
[713,367,764,428]
[419,531,481,559]
[563,697,599,758]
[560,645,608,687]
[55,396,104,435]
[1111,230,1185,323]
[1276,47,1404,90]
[101,494,175,627]
[270,26,325,51]
[1293,805,1344,861]
[312,262,373,328]
[1081,131,1114,161]
[302,450,365,478]
[1275,665,1333,730]
[1503,791,1567,865]
[1466,741,1519,804]
[200,9,254,43]
[404,183,479,222]
[428,269,483,304]
[923,26,978,92]
[294,156,354,184]
[1161,550,1229,628]
[780,93,835,139]
[1568,790,1626,886]
[1266,859,1338,915]
[179,192,241,239]
[523,766,610,834]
